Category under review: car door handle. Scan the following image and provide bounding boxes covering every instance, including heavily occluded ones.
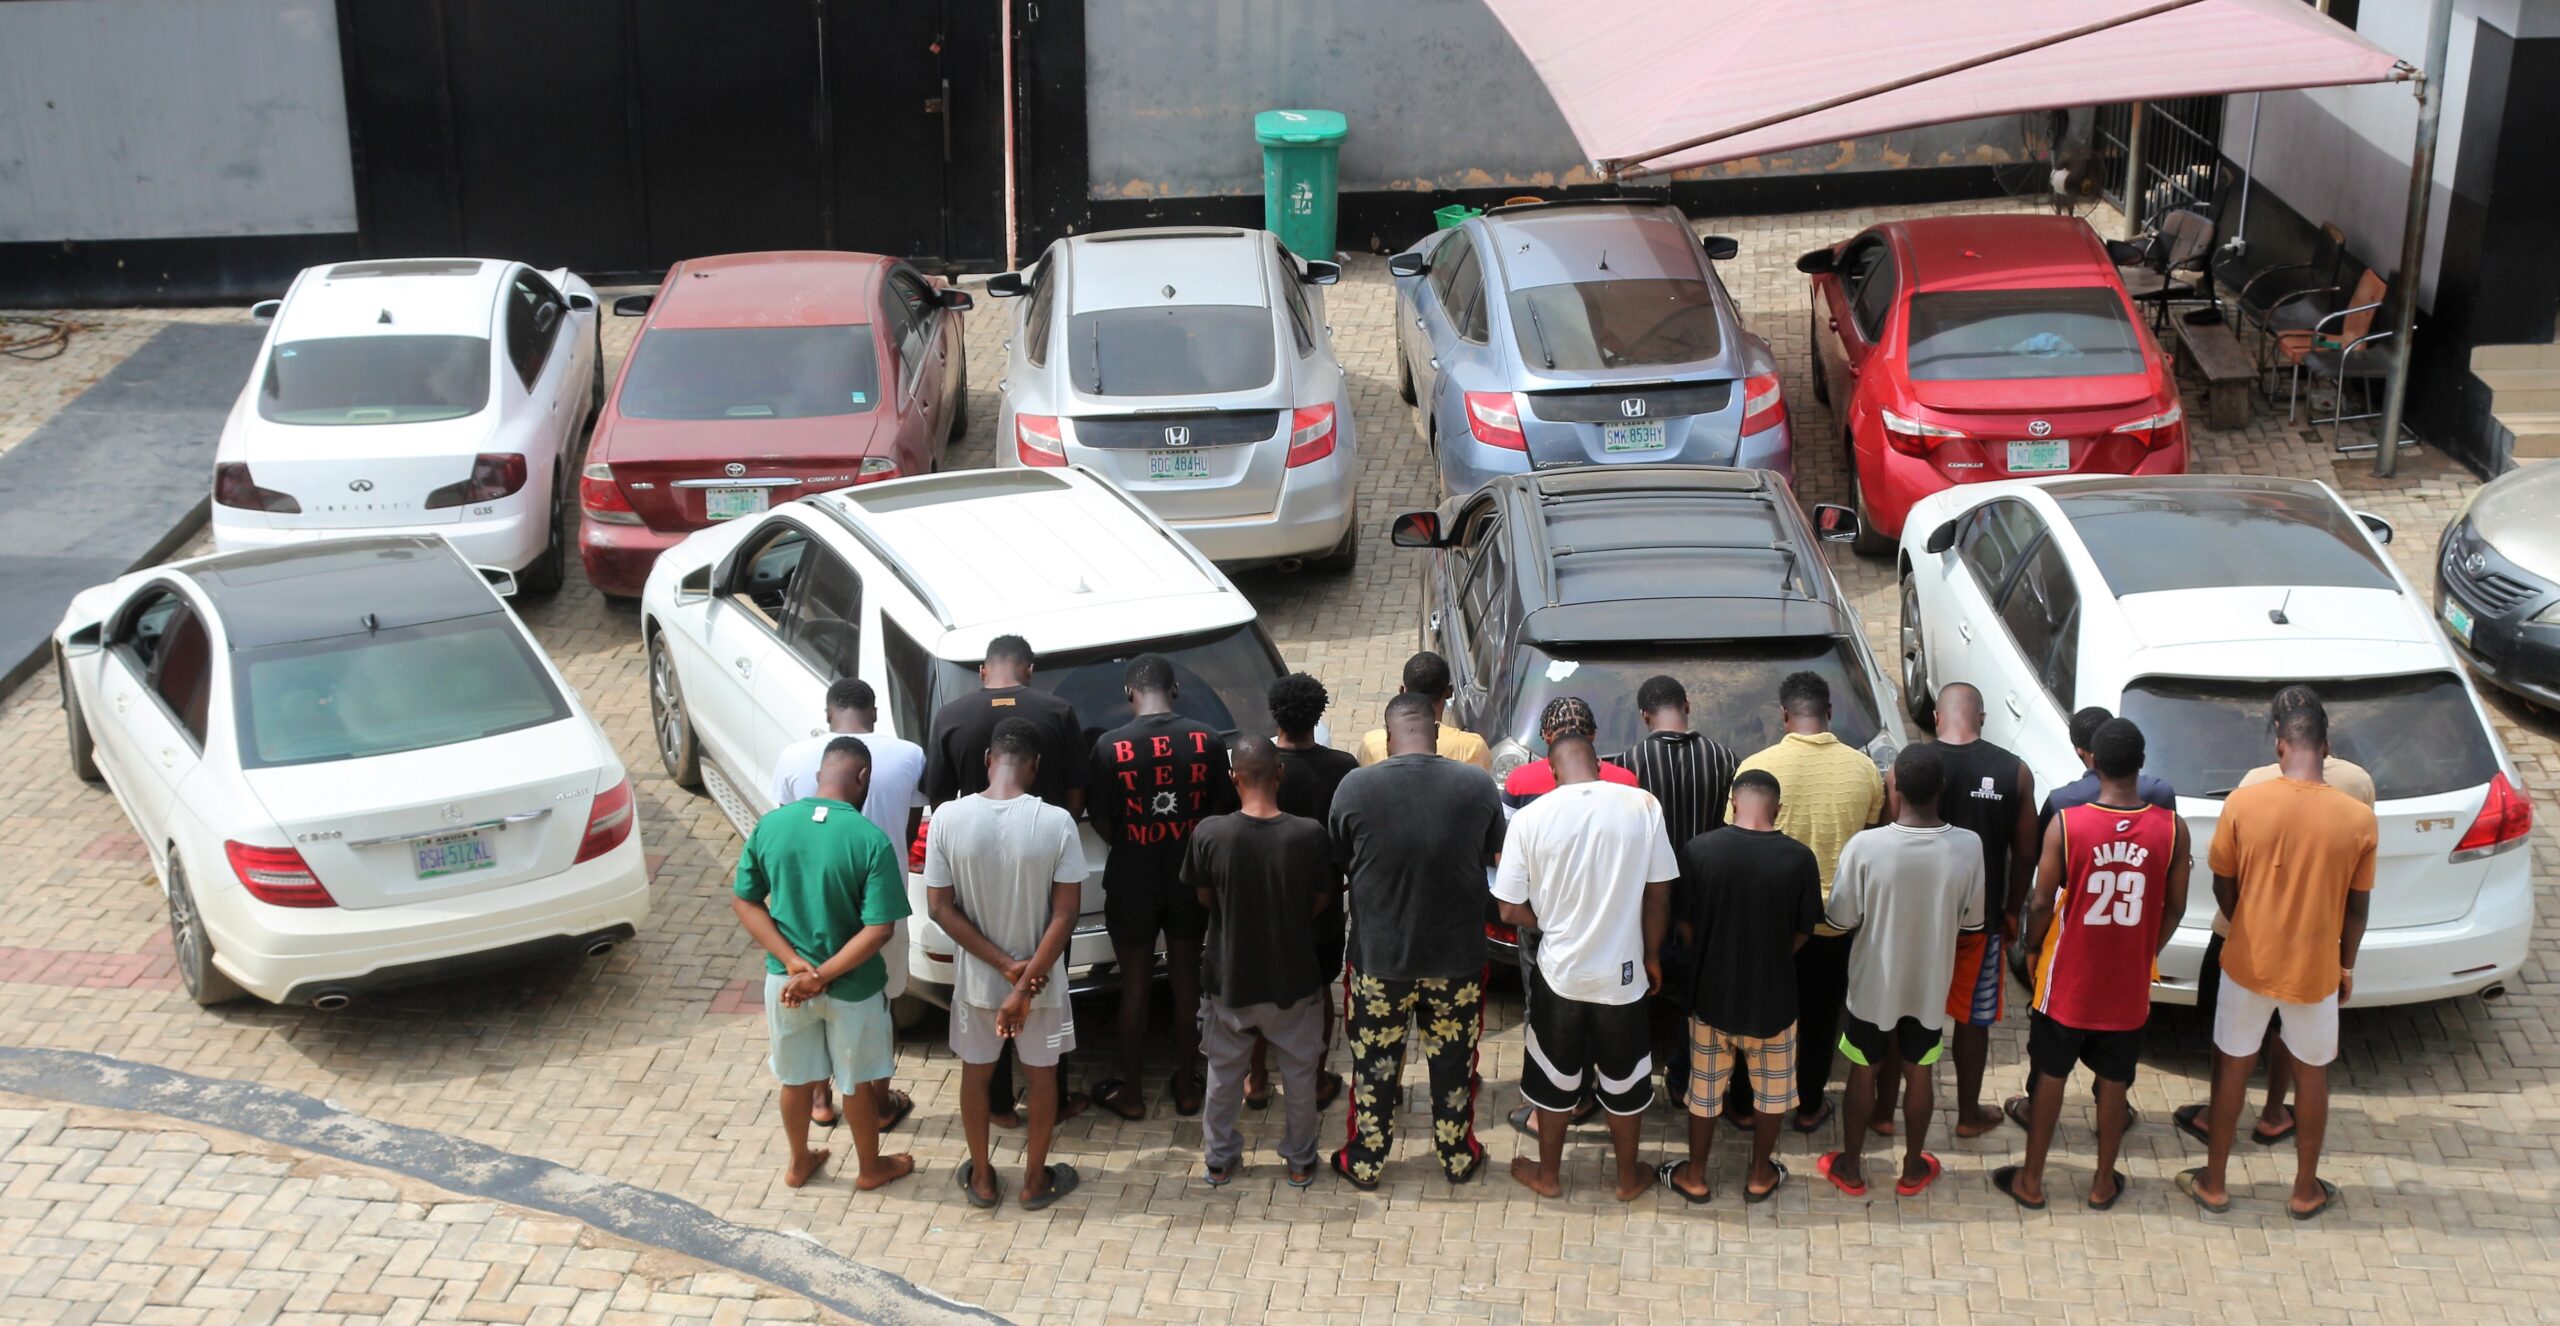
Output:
[733,656,754,675]
[158,748,176,767]
[1428,358,1439,370]
[1956,622,1973,641]
[113,692,131,715]
[2005,692,2025,718]
[1827,316,1839,332]
[1414,317,1426,330]
[1427,610,1442,633]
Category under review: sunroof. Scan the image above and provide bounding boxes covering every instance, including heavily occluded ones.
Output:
[2056,485,2395,595]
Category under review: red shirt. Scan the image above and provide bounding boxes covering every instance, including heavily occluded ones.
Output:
[1503,758,1637,810]
[2033,802,2178,1031]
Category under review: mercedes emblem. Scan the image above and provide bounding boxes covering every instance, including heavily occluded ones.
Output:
[440,803,465,824]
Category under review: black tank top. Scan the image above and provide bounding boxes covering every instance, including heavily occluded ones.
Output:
[1932,738,2023,916]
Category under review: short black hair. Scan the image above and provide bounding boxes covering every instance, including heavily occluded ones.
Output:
[1778,670,1831,717]
[2090,717,2146,779]
[1893,741,1945,805]
[984,634,1035,668]
[1384,691,1437,726]
[2269,684,2327,728]
[1123,653,1174,694]
[826,677,876,713]
[1732,768,1781,801]
[1636,675,1687,714]
[822,734,872,771]
[1267,672,1329,736]
[1402,651,1452,697]
[2277,704,2329,749]
[2068,706,2115,753]
[1547,730,1596,762]
[989,717,1044,761]
[1538,695,1597,740]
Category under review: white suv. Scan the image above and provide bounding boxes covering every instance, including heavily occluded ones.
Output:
[640,466,1301,1014]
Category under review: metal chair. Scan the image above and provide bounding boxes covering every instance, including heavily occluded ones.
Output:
[2283,269,2415,455]
[2234,222,2352,380]
[2121,209,2218,331]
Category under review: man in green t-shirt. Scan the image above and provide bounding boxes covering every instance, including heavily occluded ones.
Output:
[732,738,915,1192]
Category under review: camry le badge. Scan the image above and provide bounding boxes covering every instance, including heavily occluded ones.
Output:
[2028,420,2053,437]
[1164,426,1192,447]
[1620,398,1647,418]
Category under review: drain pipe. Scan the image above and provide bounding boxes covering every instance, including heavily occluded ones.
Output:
[1001,0,1019,271]
[2232,92,2260,258]
[2375,0,2454,477]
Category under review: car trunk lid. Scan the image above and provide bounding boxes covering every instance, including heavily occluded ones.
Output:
[2174,787,2493,934]
[1066,409,1288,520]
[1519,379,1740,468]
[603,414,892,530]
[1905,374,2165,479]
[233,416,487,529]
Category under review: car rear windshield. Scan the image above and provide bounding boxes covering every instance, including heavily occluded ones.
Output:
[1067,306,1276,397]
[2065,494,2396,595]
[617,326,880,420]
[1512,638,1884,760]
[933,623,1283,745]
[1906,288,2148,381]
[258,335,491,426]
[235,615,571,768]
[1507,278,1722,371]
[2118,672,2496,802]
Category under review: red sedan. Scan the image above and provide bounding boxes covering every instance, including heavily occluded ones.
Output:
[578,251,969,597]
[1799,215,2185,554]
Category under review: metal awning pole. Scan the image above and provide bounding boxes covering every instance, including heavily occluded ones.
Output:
[2374,0,2454,477]
[1001,0,1019,271]
[2122,101,2150,238]
[2236,92,2261,244]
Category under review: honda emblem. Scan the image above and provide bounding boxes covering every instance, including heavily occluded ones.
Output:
[724,462,746,477]
[2027,419,2053,438]
[347,479,374,492]
[1164,425,1192,447]
[1619,398,1647,419]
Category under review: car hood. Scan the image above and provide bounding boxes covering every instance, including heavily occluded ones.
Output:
[2467,461,2560,580]
[597,410,892,462]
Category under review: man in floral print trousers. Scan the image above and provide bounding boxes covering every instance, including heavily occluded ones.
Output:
[1326,695,1508,1187]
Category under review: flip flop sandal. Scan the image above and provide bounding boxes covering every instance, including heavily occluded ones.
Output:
[1792,1095,1837,1134]
[2289,1177,2341,1221]
[1090,1079,1148,1122]
[2002,1095,2034,1132]
[1815,1152,1867,1197]
[957,1160,1001,1210]
[1745,1161,1788,1204]
[1020,1163,1080,1211]
[879,1090,914,1133]
[2251,1117,2298,1146]
[1170,1072,1204,1119]
[1894,1152,1944,1197]
[1315,1070,1344,1110]
[809,1093,840,1129]
[1243,1081,1273,1112]
[1330,1148,1380,1192]
[1203,1163,1236,1188]
[2087,1170,2130,1211]
[1286,1163,1317,1189]
[2173,1103,2213,1147]
[2175,1167,2232,1214]
[1991,1164,2046,1211]
[1655,1159,1713,1205]
[1446,1136,1488,1186]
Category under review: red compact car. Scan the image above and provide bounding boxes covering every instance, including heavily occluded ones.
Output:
[578,251,970,597]
[1798,215,2185,554]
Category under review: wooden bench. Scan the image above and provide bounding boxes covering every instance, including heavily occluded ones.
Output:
[2173,313,2256,430]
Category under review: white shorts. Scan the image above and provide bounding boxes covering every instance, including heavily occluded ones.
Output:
[2211,972,2340,1067]
[950,1001,1076,1068]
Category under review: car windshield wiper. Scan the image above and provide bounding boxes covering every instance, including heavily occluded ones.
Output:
[1524,298,1557,369]
[1088,320,1105,393]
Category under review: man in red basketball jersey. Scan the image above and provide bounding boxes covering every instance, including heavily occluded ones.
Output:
[1994,718,2187,1211]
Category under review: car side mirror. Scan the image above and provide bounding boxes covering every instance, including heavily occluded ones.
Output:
[984,272,1026,298]
[566,292,596,314]
[1389,510,1444,548]
[2354,510,2394,544]
[1388,252,1430,279]
[1794,248,1835,275]
[675,564,712,605]
[474,565,520,597]
[938,287,975,311]
[611,294,653,317]
[1811,503,1860,544]
[1301,260,1342,286]
[1701,235,1740,261]
[2105,238,2149,266]
[249,299,281,321]
[1924,519,1959,555]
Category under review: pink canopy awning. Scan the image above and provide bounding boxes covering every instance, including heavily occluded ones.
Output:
[1478,0,2409,177]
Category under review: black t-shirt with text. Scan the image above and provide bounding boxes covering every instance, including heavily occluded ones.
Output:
[1932,737,2024,917]
[1184,811,1334,1008]
[1328,754,1506,982]
[1089,712,1235,897]
[1680,826,1823,1038]
[924,685,1088,807]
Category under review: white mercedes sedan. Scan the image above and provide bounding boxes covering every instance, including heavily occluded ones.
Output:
[53,536,648,1008]
[213,258,601,594]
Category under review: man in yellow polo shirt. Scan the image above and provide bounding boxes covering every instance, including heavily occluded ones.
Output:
[1354,651,1492,770]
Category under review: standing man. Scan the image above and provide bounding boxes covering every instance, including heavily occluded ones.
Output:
[2040,707,2178,826]
[1087,655,1234,1120]
[1733,671,1885,1134]
[1608,675,1739,851]
[1917,683,2037,1140]
[1659,770,1819,1204]
[925,720,1085,1210]
[1995,718,2187,1211]
[1355,652,1493,770]
[1816,744,1982,1199]
[731,739,914,1193]
[1189,738,1335,1187]
[2177,704,2374,1221]
[1256,672,1357,1110]
[1328,694,1507,1188]
[1501,696,1637,809]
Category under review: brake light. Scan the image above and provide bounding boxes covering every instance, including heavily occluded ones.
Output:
[1486,920,1519,947]
[1880,407,1966,457]
[575,778,636,864]
[2111,401,2186,450]
[225,841,335,908]
[213,462,300,514]
[1286,404,1337,467]
[580,462,641,525]
[2452,771,2533,862]
[1465,391,1527,451]
[1016,414,1067,467]
[425,453,529,509]
[1740,372,1787,435]
[855,457,901,485]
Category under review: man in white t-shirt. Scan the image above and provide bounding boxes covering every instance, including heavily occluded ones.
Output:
[924,719,1086,1211]
[1492,733,1678,1203]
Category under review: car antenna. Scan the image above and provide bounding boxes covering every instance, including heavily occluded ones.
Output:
[359,612,380,633]
[377,309,392,324]
[1524,297,1557,369]
[2268,589,2293,626]
[1597,247,1610,272]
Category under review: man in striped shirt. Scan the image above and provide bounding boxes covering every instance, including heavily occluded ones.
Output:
[1609,675,1739,1109]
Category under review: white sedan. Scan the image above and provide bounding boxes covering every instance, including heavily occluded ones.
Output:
[1897,475,2532,1007]
[53,535,649,1007]
[213,258,601,594]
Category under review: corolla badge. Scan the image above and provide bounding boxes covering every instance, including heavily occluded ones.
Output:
[2027,419,2053,438]
[1164,426,1192,447]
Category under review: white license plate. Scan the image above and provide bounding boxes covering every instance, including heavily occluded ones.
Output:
[1602,422,1668,453]
[413,830,495,880]
[1147,451,1211,479]
[2443,598,2476,646]
[2006,440,2070,473]
[704,487,770,520]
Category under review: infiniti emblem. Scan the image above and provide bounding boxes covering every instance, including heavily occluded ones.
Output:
[724,462,747,478]
[2027,420,2053,438]
[1619,398,1647,419]
[1164,425,1192,447]
[347,479,374,492]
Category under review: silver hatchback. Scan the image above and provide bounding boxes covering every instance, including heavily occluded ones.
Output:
[988,227,1361,572]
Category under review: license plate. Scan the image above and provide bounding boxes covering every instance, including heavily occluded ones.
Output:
[1147,451,1211,479]
[704,487,769,520]
[2006,440,2070,473]
[1602,422,1667,453]
[2443,598,2476,646]
[413,830,495,880]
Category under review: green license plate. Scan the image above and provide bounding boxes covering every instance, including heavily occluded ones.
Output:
[2443,598,2475,646]
[2006,440,2070,473]
[1147,451,1210,479]
[413,830,495,880]
[1602,422,1667,452]
[704,487,769,520]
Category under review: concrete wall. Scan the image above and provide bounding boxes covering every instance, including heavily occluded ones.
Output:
[1082,0,2030,200]
[0,0,355,244]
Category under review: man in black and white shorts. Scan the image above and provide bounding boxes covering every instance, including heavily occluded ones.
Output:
[1492,733,1679,1202]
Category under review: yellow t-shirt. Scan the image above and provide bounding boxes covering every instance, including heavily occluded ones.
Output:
[1355,725,1492,771]
[1732,731,1885,933]
[2208,777,2377,1004]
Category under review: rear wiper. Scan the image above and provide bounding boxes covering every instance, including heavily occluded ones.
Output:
[1524,299,1557,369]
[2201,787,2237,799]
[1088,320,1105,393]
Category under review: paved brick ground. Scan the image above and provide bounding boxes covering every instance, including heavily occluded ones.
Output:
[4,198,2556,1324]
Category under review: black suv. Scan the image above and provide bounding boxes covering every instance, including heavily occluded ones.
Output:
[1389,466,1909,784]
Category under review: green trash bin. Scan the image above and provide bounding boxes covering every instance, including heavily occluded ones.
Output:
[1254,109,1348,262]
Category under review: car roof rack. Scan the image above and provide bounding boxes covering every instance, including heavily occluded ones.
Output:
[802,499,957,630]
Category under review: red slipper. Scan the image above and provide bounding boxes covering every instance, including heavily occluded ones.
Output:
[1816,1151,1867,1197]
[1894,1152,1944,1197]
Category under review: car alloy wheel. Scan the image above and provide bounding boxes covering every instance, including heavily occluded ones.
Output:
[1900,575,1929,704]
[649,631,702,789]
[167,859,243,1007]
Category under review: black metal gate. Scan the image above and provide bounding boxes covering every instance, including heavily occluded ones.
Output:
[2093,96,2228,223]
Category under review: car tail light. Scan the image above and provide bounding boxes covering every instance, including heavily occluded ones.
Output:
[575,778,636,864]
[1740,372,1787,435]
[1486,920,1519,947]
[1880,407,1966,457]
[225,841,335,908]
[855,457,901,485]
[213,462,300,514]
[1016,414,1067,467]
[2111,402,2186,450]
[580,462,642,525]
[2452,771,2533,862]
[1286,404,1337,467]
[425,453,529,509]
[1464,391,1528,451]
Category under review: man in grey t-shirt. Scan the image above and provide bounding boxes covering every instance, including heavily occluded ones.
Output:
[924,720,1086,1210]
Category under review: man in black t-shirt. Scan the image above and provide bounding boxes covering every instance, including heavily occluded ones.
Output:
[1907,683,2036,1140]
[1087,654,1235,1120]
[1256,672,1356,1108]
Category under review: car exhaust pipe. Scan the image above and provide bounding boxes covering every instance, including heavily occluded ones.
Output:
[585,939,618,958]
[310,990,353,1011]
[1274,557,1306,574]
[2481,983,2508,1002]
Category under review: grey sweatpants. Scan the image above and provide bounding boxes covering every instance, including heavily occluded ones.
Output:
[1200,992,1325,1172]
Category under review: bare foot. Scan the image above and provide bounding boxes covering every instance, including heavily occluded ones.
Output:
[854,1152,916,1191]
[784,1148,831,1189]
[1952,1105,2005,1138]
[1509,1155,1563,1198]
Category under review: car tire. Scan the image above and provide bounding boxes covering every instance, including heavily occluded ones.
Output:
[1396,343,1417,405]
[589,348,605,420]
[1899,574,1930,704]
[949,358,972,439]
[167,858,245,1007]
[61,652,100,783]
[515,479,568,597]
[1808,309,1831,407]
[1311,507,1360,574]
[649,628,704,790]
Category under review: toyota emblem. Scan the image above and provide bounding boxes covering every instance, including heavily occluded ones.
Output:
[2464,552,2488,577]
[724,462,747,478]
[1164,426,1192,447]
[1619,398,1647,419]
[2027,420,2053,438]
[347,479,374,492]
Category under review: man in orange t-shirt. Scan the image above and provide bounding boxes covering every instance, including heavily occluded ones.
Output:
[2177,705,2374,1222]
